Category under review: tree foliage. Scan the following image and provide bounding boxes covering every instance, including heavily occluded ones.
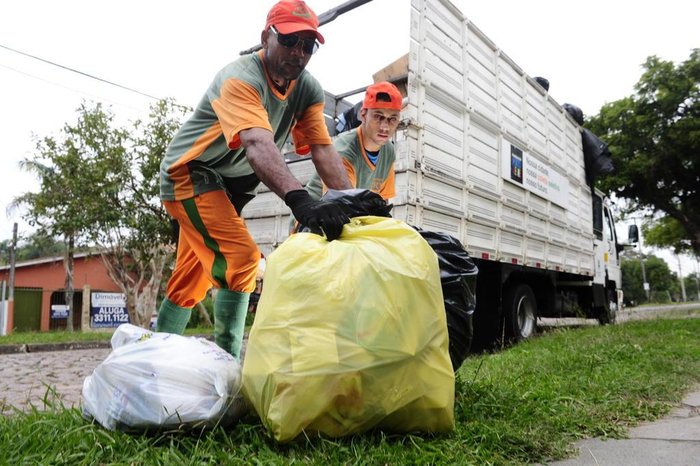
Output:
[0,232,66,265]
[92,99,189,327]
[685,272,700,301]
[642,216,693,255]
[13,103,129,329]
[621,253,676,305]
[14,99,189,328]
[587,49,700,256]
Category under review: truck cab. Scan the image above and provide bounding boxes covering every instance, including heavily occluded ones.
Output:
[592,191,622,323]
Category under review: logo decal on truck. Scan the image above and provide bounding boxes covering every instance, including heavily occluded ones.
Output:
[501,141,569,208]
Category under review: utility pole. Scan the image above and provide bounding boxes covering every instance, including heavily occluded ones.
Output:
[634,219,650,302]
[8,222,17,334]
[676,255,687,302]
[695,256,700,301]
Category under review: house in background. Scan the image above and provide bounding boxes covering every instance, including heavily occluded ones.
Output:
[0,253,122,333]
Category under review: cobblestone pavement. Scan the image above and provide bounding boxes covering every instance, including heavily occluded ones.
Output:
[0,348,111,416]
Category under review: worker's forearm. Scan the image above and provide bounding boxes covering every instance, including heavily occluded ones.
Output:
[311,145,352,190]
[245,139,302,198]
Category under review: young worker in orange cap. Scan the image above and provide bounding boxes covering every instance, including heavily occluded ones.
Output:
[304,81,403,203]
[155,0,384,359]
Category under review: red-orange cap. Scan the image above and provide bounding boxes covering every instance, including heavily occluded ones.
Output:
[362,81,403,111]
[265,0,325,44]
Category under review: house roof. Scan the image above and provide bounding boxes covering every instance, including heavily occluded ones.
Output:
[0,252,99,272]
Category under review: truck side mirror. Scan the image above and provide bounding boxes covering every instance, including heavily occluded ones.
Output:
[628,224,639,244]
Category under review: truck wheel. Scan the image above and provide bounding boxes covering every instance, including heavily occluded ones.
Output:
[596,290,617,325]
[503,284,537,341]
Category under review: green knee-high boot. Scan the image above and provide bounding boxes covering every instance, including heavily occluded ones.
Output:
[155,299,192,334]
[214,289,250,359]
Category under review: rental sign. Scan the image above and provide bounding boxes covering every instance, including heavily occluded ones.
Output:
[90,292,130,328]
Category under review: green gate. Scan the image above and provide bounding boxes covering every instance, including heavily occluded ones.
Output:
[13,287,43,332]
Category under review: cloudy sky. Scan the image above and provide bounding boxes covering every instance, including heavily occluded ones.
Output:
[1,0,698,274]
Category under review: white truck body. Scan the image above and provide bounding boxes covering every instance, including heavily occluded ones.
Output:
[242,0,624,348]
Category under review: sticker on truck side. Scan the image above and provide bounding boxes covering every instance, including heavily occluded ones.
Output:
[501,141,569,208]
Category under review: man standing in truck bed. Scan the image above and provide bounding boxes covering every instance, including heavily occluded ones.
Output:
[156,0,361,359]
[304,81,403,204]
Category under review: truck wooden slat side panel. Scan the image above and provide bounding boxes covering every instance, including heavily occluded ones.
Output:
[242,0,624,350]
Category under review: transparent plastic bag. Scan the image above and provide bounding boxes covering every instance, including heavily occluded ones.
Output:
[82,324,242,431]
[242,216,455,442]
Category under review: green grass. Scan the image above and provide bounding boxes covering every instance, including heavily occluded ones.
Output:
[1,318,699,465]
[0,327,213,346]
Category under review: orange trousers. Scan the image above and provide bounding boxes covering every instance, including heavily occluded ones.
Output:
[163,190,260,308]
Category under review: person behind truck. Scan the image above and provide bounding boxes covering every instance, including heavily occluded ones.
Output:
[303,81,403,205]
[155,0,387,359]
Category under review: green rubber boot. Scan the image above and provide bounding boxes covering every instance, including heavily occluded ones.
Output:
[155,299,192,334]
[214,289,250,359]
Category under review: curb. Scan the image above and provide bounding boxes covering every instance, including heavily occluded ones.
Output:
[26,341,112,353]
[0,340,112,355]
[0,344,27,355]
[0,333,215,355]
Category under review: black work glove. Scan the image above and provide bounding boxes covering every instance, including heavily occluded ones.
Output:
[285,189,350,241]
[362,191,393,217]
[320,188,393,218]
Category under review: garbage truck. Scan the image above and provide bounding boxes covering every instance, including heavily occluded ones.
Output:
[240,0,636,350]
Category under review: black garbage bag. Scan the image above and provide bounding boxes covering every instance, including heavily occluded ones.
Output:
[581,128,615,186]
[296,189,393,234]
[534,76,550,92]
[322,188,393,217]
[413,228,478,371]
[335,101,363,134]
[563,103,584,126]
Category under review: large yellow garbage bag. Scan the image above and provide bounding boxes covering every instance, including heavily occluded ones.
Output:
[242,216,455,442]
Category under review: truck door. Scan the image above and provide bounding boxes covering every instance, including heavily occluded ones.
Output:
[602,204,621,289]
[593,194,621,288]
[592,194,606,286]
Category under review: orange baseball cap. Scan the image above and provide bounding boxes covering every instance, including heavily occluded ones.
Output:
[265,0,325,44]
[362,81,403,111]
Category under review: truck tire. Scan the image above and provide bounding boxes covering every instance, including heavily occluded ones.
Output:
[596,289,617,325]
[503,284,537,342]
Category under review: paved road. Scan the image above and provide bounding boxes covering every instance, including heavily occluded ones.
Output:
[540,302,700,328]
[0,347,111,416]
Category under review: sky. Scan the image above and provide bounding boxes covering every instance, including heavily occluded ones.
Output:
[1,0,698,276]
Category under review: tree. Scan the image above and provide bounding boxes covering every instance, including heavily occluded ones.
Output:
[620,253,675,305]
[92,99,189,327]
[587,49,700,256]
[685,272,700,301]
[14,99,189,328]
[0,232,66,265]
[642,216,693,255]
[13,103,129,330]
[643,217,698,302]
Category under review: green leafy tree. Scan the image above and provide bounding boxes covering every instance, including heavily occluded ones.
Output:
[643,216,693,255]
[620,253,675,305]
[13,99,189,328]
[587,49,700,255]
[13,103,129,330]
[93,99,189,327]
[0,232,67,265]
[685,272,700,301]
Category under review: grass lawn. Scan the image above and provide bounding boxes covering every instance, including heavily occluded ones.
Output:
[1,318,699,465]
[0,327,213,346]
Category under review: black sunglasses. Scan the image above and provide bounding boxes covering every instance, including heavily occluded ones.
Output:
[269,25,319,55]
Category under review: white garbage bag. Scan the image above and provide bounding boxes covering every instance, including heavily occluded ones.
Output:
[82,324,242,431]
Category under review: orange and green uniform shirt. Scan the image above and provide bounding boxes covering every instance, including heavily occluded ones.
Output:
[305,126,396,201]
[160,50,332,203]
